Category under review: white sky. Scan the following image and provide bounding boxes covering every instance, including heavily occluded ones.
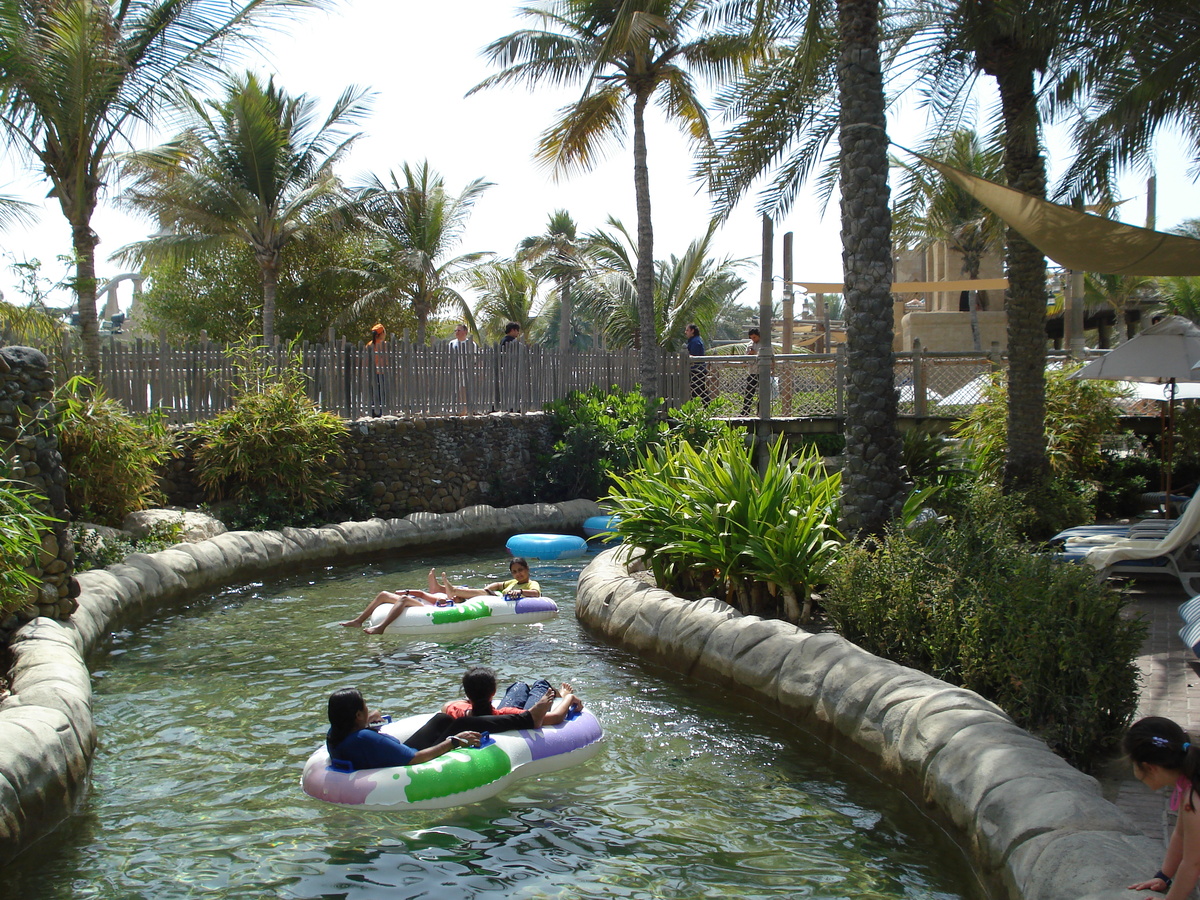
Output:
[0,0,1196,315]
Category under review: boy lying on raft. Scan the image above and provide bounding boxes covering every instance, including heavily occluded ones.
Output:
[442,666,583,725]
[341,559,540,634]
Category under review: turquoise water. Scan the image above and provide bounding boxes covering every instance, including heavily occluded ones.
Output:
[0,552,987,899]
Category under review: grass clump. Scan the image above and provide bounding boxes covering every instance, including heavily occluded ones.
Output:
[193,342,346,529]
[823,515,1144,771]
[54,377,174,526]
[0,459,56,619]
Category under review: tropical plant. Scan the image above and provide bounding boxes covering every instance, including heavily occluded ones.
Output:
[1084,271,1157,345]
[607,430,842,623]
[471,260,542,343]
[192,340,346,521]
[348,162,492,345]
[891,128,1006,351]
[0,0,320,375]
[518,209,591,353]
[577,217,747,350]
[954,368,1123,484]
[0,457,55,619]
[472,0,754,401]
[53,376,175,526]
[138,229,377,343]
[1156,276,1200,326]
[118,71,368,344]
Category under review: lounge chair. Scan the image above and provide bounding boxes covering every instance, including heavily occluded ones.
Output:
[1061,494,1200,594]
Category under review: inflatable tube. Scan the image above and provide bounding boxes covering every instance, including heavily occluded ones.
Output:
[364,595,558,635]
[301,709,604,810]
[582,515,621,542]
[506,533,588,560]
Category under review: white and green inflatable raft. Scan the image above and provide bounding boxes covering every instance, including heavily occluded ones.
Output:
[364,595,559,635]
[301,710,604,809]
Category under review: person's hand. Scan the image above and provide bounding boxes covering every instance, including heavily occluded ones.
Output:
[452,731,481,748]
[1127,876,1169,892]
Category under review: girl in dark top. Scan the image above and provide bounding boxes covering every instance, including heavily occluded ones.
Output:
[325,687,553,771]
[1125,716,1200,899]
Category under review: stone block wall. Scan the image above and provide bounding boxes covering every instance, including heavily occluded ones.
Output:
[158,413,555,517]
[0,347,77,635]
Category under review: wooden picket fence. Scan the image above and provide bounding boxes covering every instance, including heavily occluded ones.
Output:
[37,336,692,423]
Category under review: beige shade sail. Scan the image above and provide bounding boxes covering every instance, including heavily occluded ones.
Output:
[917,154,1200,276]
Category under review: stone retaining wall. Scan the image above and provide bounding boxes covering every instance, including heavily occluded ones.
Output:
[0,499,601,865]
[158,413,555,516]
[0,346,77,636]
[575,546,1158,900]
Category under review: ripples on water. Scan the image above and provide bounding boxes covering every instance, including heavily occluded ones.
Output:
[1,552,986,899]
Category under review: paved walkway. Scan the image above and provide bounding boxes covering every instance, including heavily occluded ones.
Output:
[1100,578,1197,842]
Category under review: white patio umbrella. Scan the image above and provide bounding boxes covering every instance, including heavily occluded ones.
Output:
[1072,315,1200,511]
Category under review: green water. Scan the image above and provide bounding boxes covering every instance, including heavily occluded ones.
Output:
[1,552,986,899]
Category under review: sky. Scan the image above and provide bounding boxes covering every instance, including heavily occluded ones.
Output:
[0,0,1196,318]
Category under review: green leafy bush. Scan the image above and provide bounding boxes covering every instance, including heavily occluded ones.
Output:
[823,517,1144,771]
[54,376,174,526]
[607,430,841,622]
[192,342,346,526]
[70,519,183,572]
[0,459,56,619]
[955,369,1123,482]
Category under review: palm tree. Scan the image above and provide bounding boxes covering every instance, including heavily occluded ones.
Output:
[354,162,492,345]
[1154,276,1200,326]
[576,216,746,350]
[0,0,319,375]
[891,128,1006,351]
[518,209,589,353]
[471,0,752,401]
[471,260,543,343]
[118,72,368,344]
[1084,271,1156,345]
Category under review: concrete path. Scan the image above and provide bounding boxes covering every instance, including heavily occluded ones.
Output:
[1102,578,1198,843]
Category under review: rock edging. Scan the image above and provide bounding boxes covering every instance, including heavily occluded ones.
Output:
[0,499,601,865]
[575,546,1156,900]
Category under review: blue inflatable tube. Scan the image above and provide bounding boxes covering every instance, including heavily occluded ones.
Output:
[582,515,621,542]
[506,533,588,560]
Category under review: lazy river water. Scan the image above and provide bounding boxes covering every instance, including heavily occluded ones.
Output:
[0,550,988,899]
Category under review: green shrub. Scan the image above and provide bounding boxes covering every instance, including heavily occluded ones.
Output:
[955,369,1123,482]
[70,519,183,572]
[0,459,56,619]
[192,342,346,526]
[54,377,174,526]
[607,430,841,622]
[823,517,1143,771]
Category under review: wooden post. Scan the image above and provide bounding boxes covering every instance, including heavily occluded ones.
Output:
[781,231,794,416]
[912,338,927,417]
[757,215,774,471]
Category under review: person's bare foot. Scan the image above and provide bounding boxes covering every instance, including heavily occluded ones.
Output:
[340,618,365,627]
[427,567,439,592]
[363,624,386,635]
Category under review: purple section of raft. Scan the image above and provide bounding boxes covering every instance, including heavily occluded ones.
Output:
[513,596,557,614]
[520,710,603,762]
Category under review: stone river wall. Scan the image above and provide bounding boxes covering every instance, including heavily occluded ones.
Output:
[575,546,1158,900]
[0,499,601,865]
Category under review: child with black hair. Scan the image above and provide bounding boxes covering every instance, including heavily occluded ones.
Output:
[442,665,583,725]
[1126,716,1200,898]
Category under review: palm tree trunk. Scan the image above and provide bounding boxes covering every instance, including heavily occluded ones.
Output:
[260,254,279,345]
[559,274,573,355]
[632,88,658,402]
[992,64,1049,494]
[71,219,101,379]
[963,254,982,351]
[836,0,905,537]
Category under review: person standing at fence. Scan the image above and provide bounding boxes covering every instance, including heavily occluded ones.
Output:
[500,322,521,348]
[366,324,386,416]
[448,323,475,413]
[686,323,710,403]
[740,327,761,416]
